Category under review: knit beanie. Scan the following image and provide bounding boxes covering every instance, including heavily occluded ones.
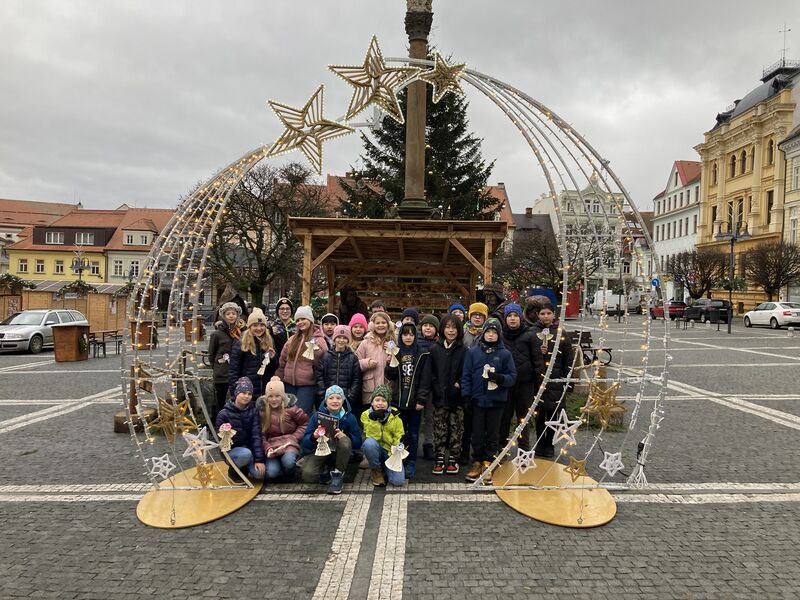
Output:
[348,313,368,329]
[321,313,339,325]
[370,384,393,404]
[420,314,440,331]
[482,317,502,336]
[448,303,466,314]
[468,302,489,319]
[275,297,293,312]
[294,305,315,323]
[265,376,285,397]
[219,302,241,318]
[247,308,267,327]
[401,307,419,324]
[324,385,345,402]
[234,377,254,396]
[332,324,352,343]
[503,303,523,318]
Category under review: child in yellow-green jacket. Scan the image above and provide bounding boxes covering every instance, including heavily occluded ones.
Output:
[360,385,405,487]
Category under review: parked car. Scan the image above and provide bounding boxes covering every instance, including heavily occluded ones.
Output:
[682,299,731,324]
[0,309,89,353]
[743,302,800,329]
[650,301,688,320]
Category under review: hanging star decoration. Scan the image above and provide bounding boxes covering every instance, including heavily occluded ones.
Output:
[148,397,197,443]
[564,456,588,483]
[419,52,466,104]
[148,454,176,481]
[217,422,236,453]
[193,463,215,488]
[580,381,625,428]
[545,408,582,446]
[182,426,219,463]
[267,85,354,175]
[329,35,420,123]
[599,451,625,477]
[511,448,537,473]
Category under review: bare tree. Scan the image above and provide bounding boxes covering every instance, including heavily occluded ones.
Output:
[207,163,330,306]
[743,242,800,301]
[668,249,727,300]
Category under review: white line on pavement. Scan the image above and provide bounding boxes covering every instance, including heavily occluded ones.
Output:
[0,359,55,372]
[0,387,119,433]
[5,369,121,374]
[368,494,407,600]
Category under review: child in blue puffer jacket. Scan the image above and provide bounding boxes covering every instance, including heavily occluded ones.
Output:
[215,376,265,482]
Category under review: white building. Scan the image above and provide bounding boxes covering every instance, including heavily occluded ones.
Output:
[104,208,174,283]
[779,125,800,300]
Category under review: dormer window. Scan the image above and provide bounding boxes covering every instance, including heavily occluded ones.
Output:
[45,231,64,244]
[75,232,95,245]
[140,234,148,245]
[125,234,134,245]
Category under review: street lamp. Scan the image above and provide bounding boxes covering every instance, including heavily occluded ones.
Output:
[715,222,751,334]
[71,253,88,283]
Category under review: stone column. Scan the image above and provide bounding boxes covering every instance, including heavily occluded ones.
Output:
[399,0,433,220]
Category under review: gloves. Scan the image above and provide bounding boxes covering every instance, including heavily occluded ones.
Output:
[369,409,388,421]
[487,370,504,385]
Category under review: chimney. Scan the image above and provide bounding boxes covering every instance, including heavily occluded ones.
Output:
[498,182,505,187]
[525,207,532,217]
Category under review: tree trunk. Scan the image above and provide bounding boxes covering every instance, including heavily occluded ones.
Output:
[249,283,264,308]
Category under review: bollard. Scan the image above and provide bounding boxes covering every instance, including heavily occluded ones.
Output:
[689,319,695,329]
[705,320,711,329]
[789,327,795,338]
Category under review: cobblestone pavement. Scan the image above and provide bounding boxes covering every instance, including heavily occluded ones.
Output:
[1,315,799,599]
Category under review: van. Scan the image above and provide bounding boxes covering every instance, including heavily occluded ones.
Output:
[590,290,644,315]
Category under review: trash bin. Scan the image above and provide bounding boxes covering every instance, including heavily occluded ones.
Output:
[52,323,90,362]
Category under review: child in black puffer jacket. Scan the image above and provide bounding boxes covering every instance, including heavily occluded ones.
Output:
[315,325,362,415]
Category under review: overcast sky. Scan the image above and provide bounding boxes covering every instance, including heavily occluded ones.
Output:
[1,1,799,213]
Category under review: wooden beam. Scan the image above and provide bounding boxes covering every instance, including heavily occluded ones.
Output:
[334,266,472,279]
[348,237,364,261]
[451,238,485,276]
[448,276,470,298]
[290,226,506,241]
[326,264,336,313]
[441,239,450,264]
[397,237,405,261]
[311,235,347,270]
[469,270,477,304]
[302,234,312,305]
[484,237,493,284]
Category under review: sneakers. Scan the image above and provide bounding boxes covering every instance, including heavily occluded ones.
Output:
[319,471,332,485]
[404,462,416,479]
[446,457,459,474]
[481,461,494,485]
[465,461,483,483]
[422,443,435,461]
[359,456,370,469]
[328,469,344,495]
[432,454,445,475]
[371,468,386,487]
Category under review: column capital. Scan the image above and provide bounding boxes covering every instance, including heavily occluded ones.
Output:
[405,10,433,41]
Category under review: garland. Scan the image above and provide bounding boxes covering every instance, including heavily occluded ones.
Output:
[56,280,98,298]
[0,273,37,291]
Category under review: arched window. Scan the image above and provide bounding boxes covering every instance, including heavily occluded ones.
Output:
[767,139,775,165]
[712,162,718,185]
[740,150,747,173]
[730,154,737,178]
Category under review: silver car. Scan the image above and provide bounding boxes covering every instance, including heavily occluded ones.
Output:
[0,309,89,353]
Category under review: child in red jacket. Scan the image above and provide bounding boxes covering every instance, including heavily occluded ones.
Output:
[258,376,309,481]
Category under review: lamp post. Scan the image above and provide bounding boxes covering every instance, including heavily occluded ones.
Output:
[71,251,88,283]
[715,222,751,334]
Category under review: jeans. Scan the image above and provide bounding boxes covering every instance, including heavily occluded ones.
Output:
[362,438,405,486]
[227,446,265,480]
[400,409,422,465]
[266,451,298,480]
[301,436,352,483]
[471,404,504,463]
[286,384,317,416]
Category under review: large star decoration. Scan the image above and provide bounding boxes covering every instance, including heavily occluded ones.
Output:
[512,448,536,474]
[329,35,420,123]
[599,451,625,478]
[149,397,197,443]
[563,456,588,483]
[580,382,625,428]
[148,453,176,481]
[420,52,466,104]
[545,408,582,446]
[182,426,218,463]
[267,85,354,175]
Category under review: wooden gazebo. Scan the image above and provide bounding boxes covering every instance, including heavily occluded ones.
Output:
[288,217,508,313]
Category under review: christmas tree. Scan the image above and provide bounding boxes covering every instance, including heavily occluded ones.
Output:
[339,77,498,220]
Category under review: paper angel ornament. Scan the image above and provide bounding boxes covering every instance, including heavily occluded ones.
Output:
[217,422,236,452]
[482,364,498,391]
[257,352,271,376]
[537,327,553,354]
[386,340,400,368]
[315,426,332,456]
[385,443,409,472]
[302,340,320,360]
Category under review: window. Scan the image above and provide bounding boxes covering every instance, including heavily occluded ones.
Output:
[113,259,123,276]
[693,214,698,233]
[793,162,800,191]
[680,192,684,206]
[45,231,64,244]
[740,150,747,172]
[686,217,690,236]
[667,222,671,239]
[623,261,631,275]
[695,186,699,203]
[18,258,28,273]
[711,206,717,226]
[674,172,679,186]
[129,260,140,277]
[767,139,775,165]
[712,162,718,185]
[660,224,665,240]
[140,234,148,245]
[678,220,682,237]
[655,226,659,242]
[767,190,774,225]
[736,199,743,230]
[90,261,100,276]
[75,232,95,245]
[55,260,64,274]
[44,313,59,326]
[592,199,600,214]
[730,154,737,178]
[125,234,134,245]
[57,311,74,323]
[35,259,45,273]
[790,208,798,245]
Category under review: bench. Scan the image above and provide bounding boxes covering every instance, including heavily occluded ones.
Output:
[567,331,613,366]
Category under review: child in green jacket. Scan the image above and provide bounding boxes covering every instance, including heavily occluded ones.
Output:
[360,385,406,487]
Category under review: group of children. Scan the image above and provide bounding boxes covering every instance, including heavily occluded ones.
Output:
[209,295,573,493]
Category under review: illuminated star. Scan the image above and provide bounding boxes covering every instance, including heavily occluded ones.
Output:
[149,397,197,443]
[563,456,588,483]
[329,35,420,123]
[182,426,218,463]
[148,453,176,481]
[193,463,215,488]
[419,52,466,104]
[267,85,354,174]
[598,451,625,478]
[580,381,625,428]
[512,448,536,473]
[545,408,582,446]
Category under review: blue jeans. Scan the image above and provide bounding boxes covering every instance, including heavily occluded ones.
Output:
[266,451,299,480]
[227,446,265,480]
[286,384,317,415]
[400,409,422,466]
[362,438,405,487]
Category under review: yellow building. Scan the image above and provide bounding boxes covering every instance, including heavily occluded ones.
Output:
[695,60,800,311]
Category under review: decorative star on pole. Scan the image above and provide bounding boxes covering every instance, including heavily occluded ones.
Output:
[148,397,197,443]
[148,453,176,481]
[182,426,219,463]
[329,35,421,123]
[511,448,537,474]
[598,451,625,477]
[419,52,466,104]
[545,408,582,446]
[563,456,588,483]
[267,85,354,174]
[580,381,625,428]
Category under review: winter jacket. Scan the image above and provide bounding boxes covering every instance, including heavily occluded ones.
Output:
[461,340,517,409]
[425,339,468,409]
[356,334,393,406]
[300,396,363,454]
[261,399,309,457]
[276,325,328,387]
[315,346,363,406]
[501,324,537,384]
[228,338,276,399]
[215,400,264,463]
[207,320,243,384]
[531,321,574,404]
[337,287,369,327]
[463,321,483,348]
[384,342,431,410]
[360,406,404,453]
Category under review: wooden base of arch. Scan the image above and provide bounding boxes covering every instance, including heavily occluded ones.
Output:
[137,461,262,529]
[492,459,617,528]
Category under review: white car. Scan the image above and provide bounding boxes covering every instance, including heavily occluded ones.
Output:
[0,309,89,353]
[743,302,800,329]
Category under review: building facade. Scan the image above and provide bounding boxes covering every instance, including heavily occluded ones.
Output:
[779,124,800,299]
